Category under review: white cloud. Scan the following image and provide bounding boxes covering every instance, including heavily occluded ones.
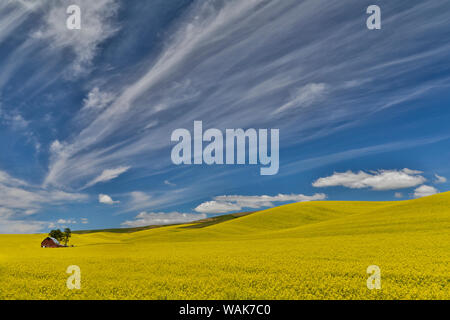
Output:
[56,218,77,224]
[0,1,41,44]
[312,169,426,190]
[0,170,88,232]
[0,170,28,187]
[0,182,87,212]
[394,192,403,199]
[46,190,89,203]
[49,139,64,154]
[129,191,151,206]
[0,106,30,131]
[33,0,120,75]
[98,194,119,205]
[195,193,326,214]
[42,0,450,191]
[413,185,438,198]
[402,168,423,175]
[195,201,242,214]
[0,218,46,234]
[81,218,89,224]
[282,136,450,177]
[434,174,447,184]
[42,218,78,231]
[82,87,115,110]
[273,83,328,115]
[122,211,206,227]
[83,166,130,189]
[0,208,15,218]
[164,180,176,186]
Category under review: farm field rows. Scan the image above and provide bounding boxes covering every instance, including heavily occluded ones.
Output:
[0,193,449,299]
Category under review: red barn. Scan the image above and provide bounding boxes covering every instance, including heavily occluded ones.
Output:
[41,237,62,248]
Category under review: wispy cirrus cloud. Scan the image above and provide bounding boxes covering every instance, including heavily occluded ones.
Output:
[2,1,449,234]
[82,166,130,189]
[0,170,88,233]
[56,218,77,224]
[33,0,120,75]
[272,83,328,115]
[164,180,176,187]
[0,171,87,212]
[0,1,41,44]
[0,0,120,94]
[42,0,450,191]
[0,219,46,234]
[82,87,116,111]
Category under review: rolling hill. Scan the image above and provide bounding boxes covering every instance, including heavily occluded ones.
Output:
[0,192,449,299]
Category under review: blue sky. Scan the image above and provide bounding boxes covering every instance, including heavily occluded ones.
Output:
[0,0,449,233]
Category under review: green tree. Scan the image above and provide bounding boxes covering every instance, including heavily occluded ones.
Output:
[63,228,72,246]
[49,229,64,242]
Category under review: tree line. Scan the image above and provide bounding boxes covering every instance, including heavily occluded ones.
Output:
[49,228,72,246]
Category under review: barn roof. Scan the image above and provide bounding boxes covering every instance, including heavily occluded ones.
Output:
[45,237,61,245]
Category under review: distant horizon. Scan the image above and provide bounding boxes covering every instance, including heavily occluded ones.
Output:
[15,191,450,235]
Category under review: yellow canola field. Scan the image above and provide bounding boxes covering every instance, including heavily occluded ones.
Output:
[0,193,449,300]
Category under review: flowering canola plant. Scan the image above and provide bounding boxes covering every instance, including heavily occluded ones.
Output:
[0,193,449,300]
